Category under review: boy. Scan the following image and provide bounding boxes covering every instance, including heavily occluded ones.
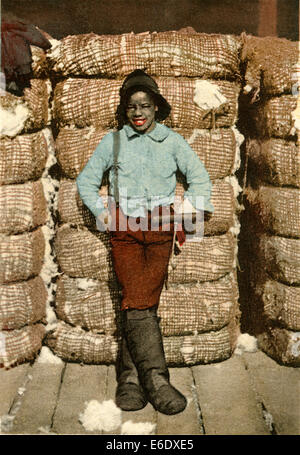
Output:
[76,69,214,415]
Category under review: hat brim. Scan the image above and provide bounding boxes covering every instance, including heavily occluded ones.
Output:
[154,93,171,121]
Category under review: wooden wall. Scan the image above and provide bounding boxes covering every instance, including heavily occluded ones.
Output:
[2,0,299,40]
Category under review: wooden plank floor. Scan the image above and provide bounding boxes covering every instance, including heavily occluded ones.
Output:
[0,351,299,435]
[192,356,270,435]
[52,364,108,435]
[242,352,300,435]
[10,363,64,435]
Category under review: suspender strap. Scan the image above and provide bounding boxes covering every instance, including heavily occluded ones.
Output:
[113,130,120,206]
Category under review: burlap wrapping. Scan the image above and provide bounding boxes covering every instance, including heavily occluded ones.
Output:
[161,78,239,129]
[47,32,241,79]
[55,225,114,281]
[0,276,47,330]
[58,178,235,236]
[168,232,236,283]
[57,178,108,227]
[258,326,300,367]
[0,181,47,235]
[53,79,119,129]
[55,275,121,335]
[45,321,118,365]
[254,95,297,139]
[56,126,237,180]
[31,45,50,78]
[258,279,300,331]
[0,228,45,284]
[53,78,239,129]
[45,319,238,366]
[159,273,239,336]
[163,319,239,366]
[175,179,235,235]
[55,127,108,178]
[258,235,300,285]
[55,226,235,283]
[246,139,300,188]
[0,324,45,369]
[0,129,49,185]
[245,261,300,333]
[245,186,300,238]
[0,80,51,133]
[175,128,238,180]
[55,272,239,336]
[241,35,299,97]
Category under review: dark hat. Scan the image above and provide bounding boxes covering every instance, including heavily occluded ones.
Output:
[119,69,171,121]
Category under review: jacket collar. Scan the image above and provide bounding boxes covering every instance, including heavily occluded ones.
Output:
[124,123,169,142]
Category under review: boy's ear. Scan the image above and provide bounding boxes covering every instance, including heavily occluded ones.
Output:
[155,105,159,112]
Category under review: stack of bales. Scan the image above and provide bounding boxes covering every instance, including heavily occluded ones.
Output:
[45,31,243,365]
[0,46,58,368]
[240,36,300,365]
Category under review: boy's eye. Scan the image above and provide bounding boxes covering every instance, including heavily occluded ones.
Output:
[127,104,152,110]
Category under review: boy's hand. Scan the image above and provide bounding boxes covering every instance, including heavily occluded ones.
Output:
[96,209,112,232]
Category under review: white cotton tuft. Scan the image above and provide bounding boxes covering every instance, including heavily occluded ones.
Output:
[79,399,122,432]
[186,128,202,146]
[17,386,26,396]
[49,38,61,48]
[76,277,99,291]
[290,332,300,357]
[40,225,59,331]
[47,39,62,60]
[121,420,156,435]
[82,126,96,140]
[262,410,274,433]
[234,333,258,355]
[194,80,228,111]
[232,126,244,173]
[40,128,59,332]
[243,84,253,94]
[45,306,58,332]
[41,225,58,278]
[232,126,245,148]
[229,214,241,268]
[37,346,63,365]
[291,103,300,135]
[0,103,30,137]
[224,175,242,200]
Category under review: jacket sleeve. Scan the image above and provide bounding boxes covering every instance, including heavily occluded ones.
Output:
[174,133,214,213]
[76,132,114,217]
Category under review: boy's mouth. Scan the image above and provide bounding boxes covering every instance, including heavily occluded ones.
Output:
[133,118,147,126]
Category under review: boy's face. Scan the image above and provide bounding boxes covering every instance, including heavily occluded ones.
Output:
[126,91,158,134]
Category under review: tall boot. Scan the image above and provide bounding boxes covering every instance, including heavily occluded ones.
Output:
[124,307,187,415]
[115,322,148,411]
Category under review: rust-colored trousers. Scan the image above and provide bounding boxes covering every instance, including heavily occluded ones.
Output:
[110,205,175,311]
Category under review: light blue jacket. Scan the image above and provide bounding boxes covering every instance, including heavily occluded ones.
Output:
[76,123,214,218]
